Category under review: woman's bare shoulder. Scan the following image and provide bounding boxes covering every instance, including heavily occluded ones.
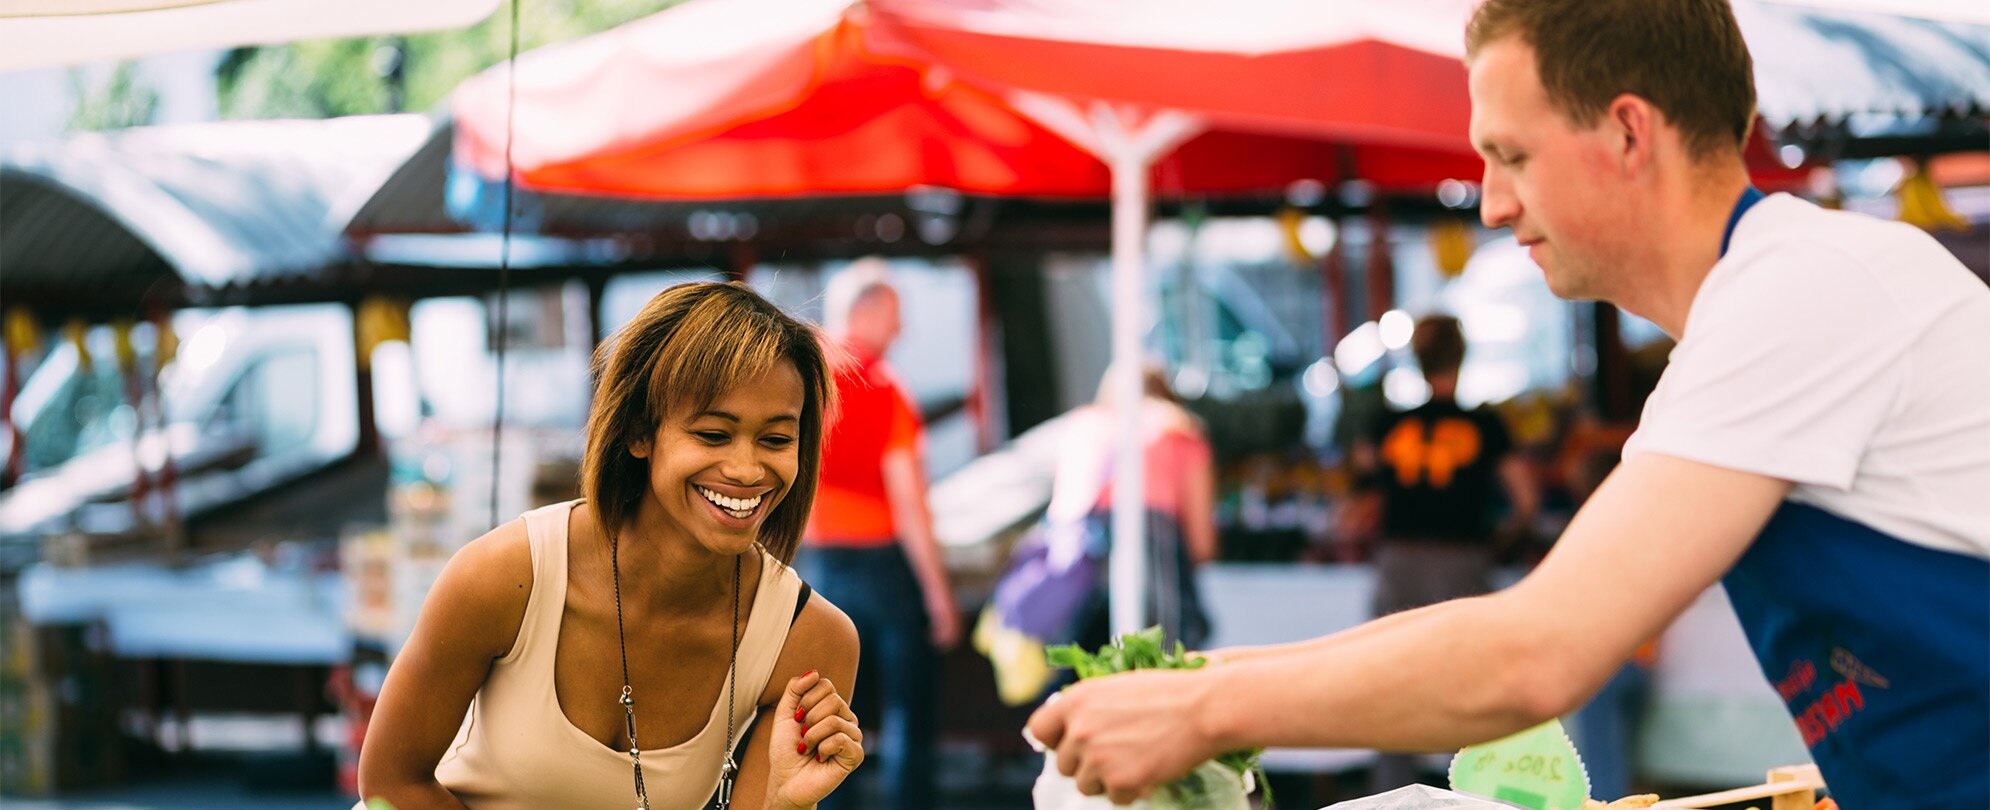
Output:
[760,588,859,705]
[423,519,536,661]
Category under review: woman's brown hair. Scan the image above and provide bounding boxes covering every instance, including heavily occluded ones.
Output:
[580,282,833,564]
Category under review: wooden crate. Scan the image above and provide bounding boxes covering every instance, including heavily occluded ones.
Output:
[1652,765,1825,810]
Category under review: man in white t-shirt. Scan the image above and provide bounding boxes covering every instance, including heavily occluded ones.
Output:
[1025,1,1990,807]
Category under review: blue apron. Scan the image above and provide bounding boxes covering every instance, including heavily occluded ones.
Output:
[1724,503,1990,808]
[1716,188,1990,808]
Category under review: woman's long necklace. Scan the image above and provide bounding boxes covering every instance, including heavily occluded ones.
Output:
[612,533,742,810]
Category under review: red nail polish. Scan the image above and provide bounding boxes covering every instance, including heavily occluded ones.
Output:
[795,708,805,722]
[816,753,824,763]
[796,741,807,754]
[802,724,809,736]
[804,669,817,678]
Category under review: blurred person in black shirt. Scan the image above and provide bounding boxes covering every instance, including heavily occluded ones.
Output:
[1354,314,1538,791]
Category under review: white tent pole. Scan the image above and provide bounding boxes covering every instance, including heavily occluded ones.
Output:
[1105,141,1150,640]
[1008,94,1202,640]
[1091,103,1202,639]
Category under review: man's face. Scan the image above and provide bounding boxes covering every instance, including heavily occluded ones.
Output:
[851,287,902,355]
[1468,37,1635,300]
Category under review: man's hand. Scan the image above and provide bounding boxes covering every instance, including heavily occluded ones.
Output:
[1024,669,1222,805]
[925,590,961,650]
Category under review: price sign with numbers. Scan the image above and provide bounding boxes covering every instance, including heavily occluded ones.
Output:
[1448,719,1590,810]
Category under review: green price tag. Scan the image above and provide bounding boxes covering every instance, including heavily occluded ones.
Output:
[1448,719,1589,810]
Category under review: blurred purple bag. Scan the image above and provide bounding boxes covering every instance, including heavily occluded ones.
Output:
[988,517,1106,642]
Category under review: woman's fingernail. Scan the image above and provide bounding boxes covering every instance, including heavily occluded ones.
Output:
[797,741,807,754]
[795,707,805,722]
[802,724,809,736]
[804,669,817,679]
[816,753,824,763]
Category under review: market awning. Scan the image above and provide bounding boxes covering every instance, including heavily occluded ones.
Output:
[1740,0,1990,128]
[863,0,1985,166]
[341,118,1037,260]
[449,0,1113,200]
[0,0,499,72]
[864,0,1480,152]
[448,0,1494,202]
[1,115,429,317]
[441,0,1984,206]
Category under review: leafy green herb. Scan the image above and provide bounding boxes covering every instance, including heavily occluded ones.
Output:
[1046,627,1272,808]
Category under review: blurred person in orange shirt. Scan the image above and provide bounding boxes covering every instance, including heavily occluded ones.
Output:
[798,259,958,810]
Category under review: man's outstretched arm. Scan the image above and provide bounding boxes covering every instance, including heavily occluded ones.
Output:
[1028,453,1789,802]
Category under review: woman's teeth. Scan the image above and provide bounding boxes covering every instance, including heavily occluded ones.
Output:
[697,486,762,518]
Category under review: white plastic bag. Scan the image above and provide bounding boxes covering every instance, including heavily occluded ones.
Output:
[1321,784,1522,809]
[1031,754,1253,810]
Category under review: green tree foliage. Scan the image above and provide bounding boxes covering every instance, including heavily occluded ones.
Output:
[216,0,684,119]
[68,61,159,132]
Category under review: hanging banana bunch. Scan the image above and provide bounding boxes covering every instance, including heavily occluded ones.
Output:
[356,296,414,371]
[111,318,138,373]
[1276,206,1317,265]
[3,308,41,361]
[1430,217,1476,279]
[65,318,92,373]
[1895,159,1969,233]
[153,310,178,370]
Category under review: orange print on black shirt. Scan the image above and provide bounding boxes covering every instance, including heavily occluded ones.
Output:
[1381,417,1482,489]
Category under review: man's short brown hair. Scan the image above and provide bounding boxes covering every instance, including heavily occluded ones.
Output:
[1412,315,1467,378]
[1467,0,1757,160]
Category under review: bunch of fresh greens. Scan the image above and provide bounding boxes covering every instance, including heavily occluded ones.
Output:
[1046,627,1271,808]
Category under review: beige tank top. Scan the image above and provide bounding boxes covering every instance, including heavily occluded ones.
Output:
[433,499,803,810]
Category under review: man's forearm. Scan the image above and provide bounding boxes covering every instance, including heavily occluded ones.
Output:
[1197,593,1575,753]
[1195,454,1783,755]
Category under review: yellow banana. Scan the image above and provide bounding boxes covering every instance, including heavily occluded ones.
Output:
[1896,161,1969,232]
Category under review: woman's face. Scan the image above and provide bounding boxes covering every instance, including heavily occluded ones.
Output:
[632,361,805,556]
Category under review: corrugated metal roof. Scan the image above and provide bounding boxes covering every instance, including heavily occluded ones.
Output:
[339,119,960,247]
[337,117,462,238]
[2,115,429,313]
[1744,0,1990,127]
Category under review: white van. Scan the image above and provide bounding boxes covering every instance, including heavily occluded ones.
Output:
[0,304,357,569]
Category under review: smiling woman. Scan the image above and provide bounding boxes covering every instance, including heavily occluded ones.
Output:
[358,281,864,810]
[585,281,834,565]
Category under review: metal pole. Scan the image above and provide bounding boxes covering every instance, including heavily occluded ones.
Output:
[1107,150,1150,638]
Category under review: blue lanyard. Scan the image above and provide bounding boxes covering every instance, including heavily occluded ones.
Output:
[1720,186,1765,258]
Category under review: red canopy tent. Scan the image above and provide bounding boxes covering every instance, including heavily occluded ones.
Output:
[448,0,1492,199]
[450,0,1111,198]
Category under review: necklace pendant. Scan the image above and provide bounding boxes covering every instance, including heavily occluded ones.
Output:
[714,755,739,810]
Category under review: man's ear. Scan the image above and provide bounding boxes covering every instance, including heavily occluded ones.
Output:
[1607,93,1656,175]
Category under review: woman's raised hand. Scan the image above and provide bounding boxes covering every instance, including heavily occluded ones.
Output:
[767,670,863,809]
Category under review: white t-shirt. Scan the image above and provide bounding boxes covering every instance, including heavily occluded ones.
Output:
[1623,193,1990,558]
